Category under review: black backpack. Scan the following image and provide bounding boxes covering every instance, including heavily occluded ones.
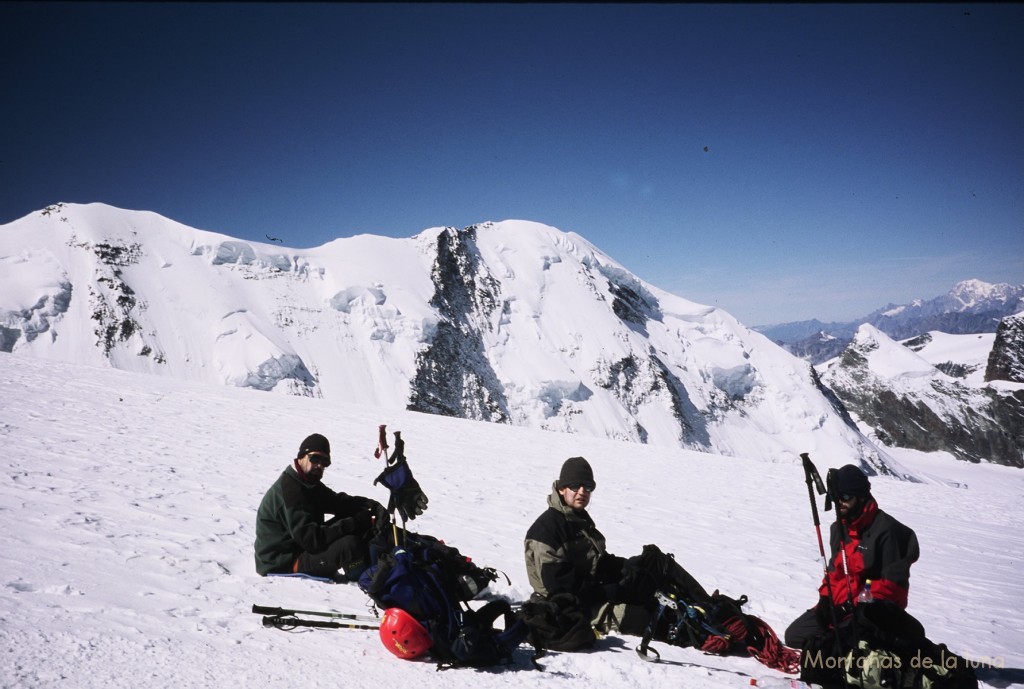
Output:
[359,530,528,668]
[629,545,800,673]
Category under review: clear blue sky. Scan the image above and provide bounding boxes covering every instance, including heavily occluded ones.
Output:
[3,3,1022,325]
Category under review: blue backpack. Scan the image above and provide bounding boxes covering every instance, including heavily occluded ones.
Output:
[359,531,528,668]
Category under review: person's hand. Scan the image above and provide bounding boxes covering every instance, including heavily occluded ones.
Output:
[815,595,853,628]
[370,501,390,530]
[340,509,373,536]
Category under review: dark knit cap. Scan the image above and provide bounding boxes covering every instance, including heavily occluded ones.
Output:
[297,433,331,459]
[833,464,871,497]
[557,456,595,490]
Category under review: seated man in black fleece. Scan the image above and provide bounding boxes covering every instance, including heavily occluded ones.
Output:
[255,433,389,580]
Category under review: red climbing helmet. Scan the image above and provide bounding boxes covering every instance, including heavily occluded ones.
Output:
[379,608,433,660]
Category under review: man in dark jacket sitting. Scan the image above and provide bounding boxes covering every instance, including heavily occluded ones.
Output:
[785,463,920,649]
[254,433,389,580]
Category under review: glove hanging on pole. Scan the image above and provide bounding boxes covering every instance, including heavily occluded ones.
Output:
[373,430,429,522]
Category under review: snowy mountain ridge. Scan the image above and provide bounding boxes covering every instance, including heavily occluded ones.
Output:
[757,279,1024,364]
[1,202,903,473]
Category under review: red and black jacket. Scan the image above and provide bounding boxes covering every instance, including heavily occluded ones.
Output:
[819,499,920,609]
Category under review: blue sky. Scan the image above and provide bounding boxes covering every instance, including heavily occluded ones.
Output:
[3,3,1022,325]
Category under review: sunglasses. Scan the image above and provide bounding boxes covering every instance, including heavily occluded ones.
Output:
[305,452,331,467]
[566,483,595,493]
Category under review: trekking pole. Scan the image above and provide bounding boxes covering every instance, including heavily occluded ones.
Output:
[252,604,378,622]
[389,431,407,548]
[373,424,402,547]
[825,467,860,687]
[824,469,859,610]
[801,454,850,688]
[261,615,380,631]
[800,454,842,633]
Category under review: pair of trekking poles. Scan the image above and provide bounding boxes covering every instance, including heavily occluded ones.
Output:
[253,604,380,631]
[801,452,863,684]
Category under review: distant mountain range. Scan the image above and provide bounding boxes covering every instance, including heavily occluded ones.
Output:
[754,279,1024,364]
[2,203,1021,468]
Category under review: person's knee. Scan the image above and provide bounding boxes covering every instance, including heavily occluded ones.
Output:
[784,622,804,649]
[784,609,818,649]
[340,555,368,581]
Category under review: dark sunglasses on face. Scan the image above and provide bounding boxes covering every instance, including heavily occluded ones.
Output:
[305,452,331,467]
[566,483,595,493]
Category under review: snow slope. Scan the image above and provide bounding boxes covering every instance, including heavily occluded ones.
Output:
[2,353,1022,688]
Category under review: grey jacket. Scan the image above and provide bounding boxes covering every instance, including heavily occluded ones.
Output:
[524,484,612,606]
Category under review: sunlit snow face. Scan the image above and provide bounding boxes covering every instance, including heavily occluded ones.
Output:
[559,484,593,511]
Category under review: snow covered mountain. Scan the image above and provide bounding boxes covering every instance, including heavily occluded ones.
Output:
[1,202,901,472]
[757,280,1024,364]
[818,324,1024,467]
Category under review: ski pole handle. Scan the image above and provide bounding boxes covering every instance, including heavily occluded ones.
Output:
[374,424,388,459]
[801,453,826,495]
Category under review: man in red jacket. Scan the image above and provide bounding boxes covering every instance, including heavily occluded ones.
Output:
[785,464,920,649]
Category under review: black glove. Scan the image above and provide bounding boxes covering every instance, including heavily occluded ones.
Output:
[370,501,390,531]
[814,595,853,629]
[337,509,373,537]
[374,458,429,521]
[402,487,429,521]
[595,553,626,583]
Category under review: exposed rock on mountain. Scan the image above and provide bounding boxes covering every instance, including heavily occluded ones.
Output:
[819,324,1024,467]
[986,312,1024,384]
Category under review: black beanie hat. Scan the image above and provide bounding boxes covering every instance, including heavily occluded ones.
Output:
[557,456,595,490]
[297,433,331,459]
[833,464,871,498]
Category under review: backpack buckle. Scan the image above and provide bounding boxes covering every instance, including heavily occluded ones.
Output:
[654,591,678,610]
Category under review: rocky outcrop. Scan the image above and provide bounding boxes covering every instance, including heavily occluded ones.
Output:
[985,312,1024,384]
[821,325,1024,467]
[407,226,510,422]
